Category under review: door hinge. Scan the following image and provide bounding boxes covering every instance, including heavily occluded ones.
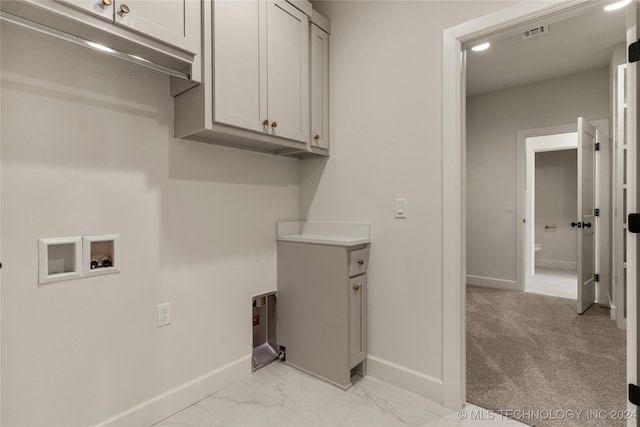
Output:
[595,208,600,217]
[595,142,600,151]
[631,40,640,63]
[594,273,600,283]
[629,214,640,233]
[630,384,640,406]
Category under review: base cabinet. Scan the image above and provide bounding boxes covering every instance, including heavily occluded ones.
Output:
[277,241,368,389]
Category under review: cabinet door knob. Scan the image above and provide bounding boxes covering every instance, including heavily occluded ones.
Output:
[100,0,112,6]
[353,285,361,291]
[358,259,365,266]
[271,121,278,128]
[263,119,269,126]
[119,3,130,14]
[314,134,320,140]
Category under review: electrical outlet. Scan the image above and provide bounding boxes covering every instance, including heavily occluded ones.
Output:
[157,303,171,327]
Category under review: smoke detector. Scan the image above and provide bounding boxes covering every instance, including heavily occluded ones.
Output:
[522,25,549,39]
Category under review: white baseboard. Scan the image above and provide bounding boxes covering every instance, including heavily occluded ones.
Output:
[535,259,577,270]
[466,275,519,292]
[95,355,251,427]
[366,355,443,403]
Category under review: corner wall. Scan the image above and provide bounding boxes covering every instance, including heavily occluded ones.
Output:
[1,25,299,426]
[300,0,517,402]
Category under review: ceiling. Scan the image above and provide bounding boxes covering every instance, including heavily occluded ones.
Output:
[466,5,627,97]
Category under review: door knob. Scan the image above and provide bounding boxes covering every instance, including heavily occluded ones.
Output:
[100,0,112,7]
[263,119,269,126]
[353,285,361,291]
[583,222,592,228]
[314,134,320,141]
[119,3,130,14]
[271,121,278,128]
[358,259,365,266]
[571,222,578,228]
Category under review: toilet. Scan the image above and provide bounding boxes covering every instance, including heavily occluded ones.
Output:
[534,243,542,253]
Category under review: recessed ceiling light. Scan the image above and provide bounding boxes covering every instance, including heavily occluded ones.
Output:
[471,42,490,52]
[604,0,631,11]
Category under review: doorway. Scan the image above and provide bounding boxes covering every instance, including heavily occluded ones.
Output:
[525,134,578,300]
[442,0,634,412]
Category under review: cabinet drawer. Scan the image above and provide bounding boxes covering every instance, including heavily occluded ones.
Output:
[348,248,368,277]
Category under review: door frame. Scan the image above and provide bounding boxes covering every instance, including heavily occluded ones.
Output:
[441,0,607,409]
[521,128,578,289]
[516,120,608,298]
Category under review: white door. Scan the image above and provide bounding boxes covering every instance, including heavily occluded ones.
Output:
[310,24,330,150]
[577,117,597,314]
[266,0,309,143]
[213,0,267,134]
[626,2,639,422]
[56,0,114,21]
[113,0,198,53]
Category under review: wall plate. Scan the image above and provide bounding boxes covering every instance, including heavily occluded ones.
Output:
[38,237,83,285]
[83,234,120,277]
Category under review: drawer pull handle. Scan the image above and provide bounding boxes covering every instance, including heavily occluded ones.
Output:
[100,0,112,7]
[119,3,130,14]
[353,285,361,291]
[358,259,365,266]
[263,119,269,126]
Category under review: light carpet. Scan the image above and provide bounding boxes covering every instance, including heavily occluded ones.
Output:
[466,285,626,426]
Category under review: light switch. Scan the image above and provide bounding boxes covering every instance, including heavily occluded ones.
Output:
[505,202,513,212]
[395,199,407,218]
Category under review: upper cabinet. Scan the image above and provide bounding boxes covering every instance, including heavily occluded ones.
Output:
[174,0,330,158]
[1,0,201,82]
[310,21,330,151]
[58,0,200,53]
[265,1,309,143]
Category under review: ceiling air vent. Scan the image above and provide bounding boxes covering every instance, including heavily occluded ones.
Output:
[522,25,549,39]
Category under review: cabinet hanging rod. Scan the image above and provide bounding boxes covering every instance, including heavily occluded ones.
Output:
[0,11,190,81]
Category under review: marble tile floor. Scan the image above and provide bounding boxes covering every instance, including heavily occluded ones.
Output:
[153,361,526,427]
[525,266,577,300]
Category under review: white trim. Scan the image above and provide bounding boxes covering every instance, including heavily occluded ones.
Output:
[94,355,251,427]
[466,275,518,292]
[38,236,83,284]
[366,355,442,403]
[626,2,638,420]
[522,127,578,288]
[535,259,578,270]
[442,0,595,411]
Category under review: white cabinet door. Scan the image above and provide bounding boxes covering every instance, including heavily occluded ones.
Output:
[266,0,309,143]
[56,0,113,21]
[213,0,267,133]
[113,0,198,53]
[310,24,329,150]
[349,275,367,369]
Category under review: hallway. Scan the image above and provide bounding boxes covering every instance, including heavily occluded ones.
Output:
[466,285,626,426]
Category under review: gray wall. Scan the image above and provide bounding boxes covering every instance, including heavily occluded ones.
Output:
[1,25,299,425]
[301,0,516,401]
[466,67,610,291]
[535,149,578,269]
